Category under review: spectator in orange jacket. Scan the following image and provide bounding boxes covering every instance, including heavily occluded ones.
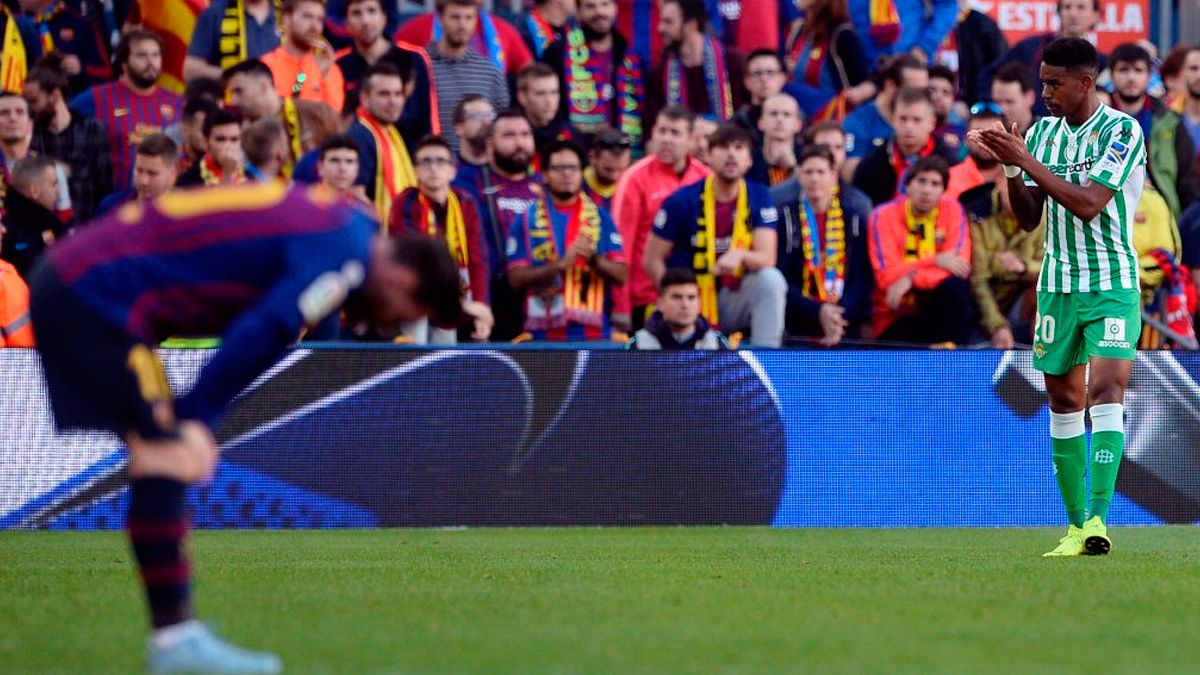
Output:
[0,221,34,347]
[610,105,710,332]
[868,155,973,344]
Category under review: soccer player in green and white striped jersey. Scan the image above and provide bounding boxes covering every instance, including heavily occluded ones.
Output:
[969,37,1145,558]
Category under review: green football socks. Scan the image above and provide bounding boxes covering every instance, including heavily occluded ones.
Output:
[1050,410,1088,529]
[1088,403,1125,523]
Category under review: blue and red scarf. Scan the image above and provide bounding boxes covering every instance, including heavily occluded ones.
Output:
[663,36,733,122]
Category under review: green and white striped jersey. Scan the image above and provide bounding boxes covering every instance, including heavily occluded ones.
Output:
[1023,103,1146,294]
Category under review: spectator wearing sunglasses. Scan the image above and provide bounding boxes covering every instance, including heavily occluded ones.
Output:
[584,128,633,210]
[945,102,1004,201]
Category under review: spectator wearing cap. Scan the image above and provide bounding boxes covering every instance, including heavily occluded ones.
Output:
[868,155,973,344]
[773,144,873,345]
[627,267,731,349]
[584,128,633,210]
[853,86,959,207]
[643,123,786,347]
[841,54,927,181]
[945,102,1004,201]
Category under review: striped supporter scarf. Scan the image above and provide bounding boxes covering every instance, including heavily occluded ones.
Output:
[418,190,472,299]
[218,0,284,70]
[356,108,416,230]
[798,186,845,302]
[664,36,733,122]
[692,176,752,326]
[527,194,605,330]
[564,27,644,149]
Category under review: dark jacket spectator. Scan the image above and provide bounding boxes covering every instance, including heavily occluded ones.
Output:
[1,186,64,279]
[772,177,874,339]
[950,9,1007,105]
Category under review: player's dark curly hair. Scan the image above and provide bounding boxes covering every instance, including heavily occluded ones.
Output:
[391,234,464,328]
[1043,37,1099,75]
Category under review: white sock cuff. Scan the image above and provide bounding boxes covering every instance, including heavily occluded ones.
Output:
[1050,410,1086,439]
[1089,403,1125,434]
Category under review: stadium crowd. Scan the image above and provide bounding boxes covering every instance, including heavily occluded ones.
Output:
[1,0,1199,349]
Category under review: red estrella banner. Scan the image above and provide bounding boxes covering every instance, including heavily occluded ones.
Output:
[972,0,1150,53]
[135,0,210,93]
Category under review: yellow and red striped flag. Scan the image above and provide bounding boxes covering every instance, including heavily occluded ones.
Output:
[136,0,209,93]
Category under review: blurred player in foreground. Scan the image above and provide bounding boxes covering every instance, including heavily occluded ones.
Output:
[29,183,469,673]
[970,37,1146,557]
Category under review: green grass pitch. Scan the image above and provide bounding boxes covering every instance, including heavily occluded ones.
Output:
[3,527,1199,673]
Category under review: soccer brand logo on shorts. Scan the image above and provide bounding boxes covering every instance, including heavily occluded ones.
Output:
[1099,317,1131,349]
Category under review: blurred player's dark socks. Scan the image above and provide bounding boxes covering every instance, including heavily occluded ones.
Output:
[1050,411,1087,528]
[1088,404,1126,523]
[126,477,193,629]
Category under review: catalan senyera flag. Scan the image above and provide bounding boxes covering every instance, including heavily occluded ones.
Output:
[137,0,209,93]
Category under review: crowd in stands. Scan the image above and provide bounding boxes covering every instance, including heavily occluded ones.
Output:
[1,0,1200,349]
